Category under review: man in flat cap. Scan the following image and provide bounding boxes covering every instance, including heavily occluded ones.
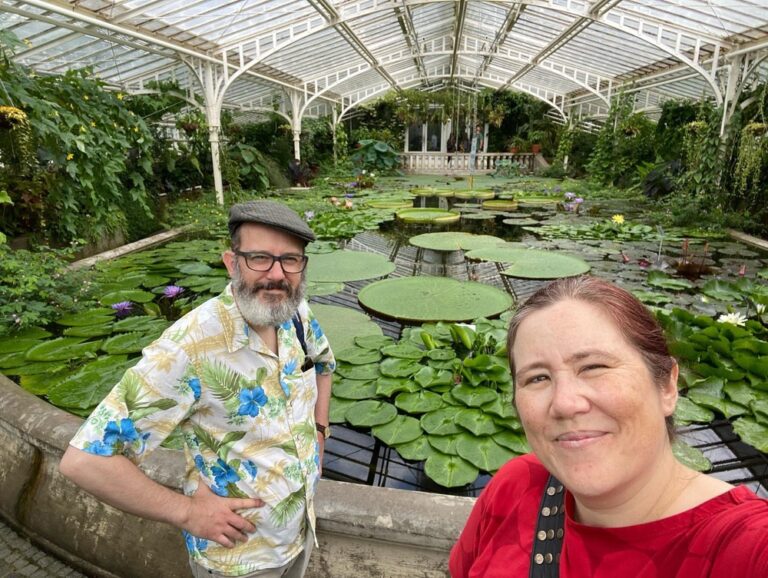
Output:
[60,200,335,578]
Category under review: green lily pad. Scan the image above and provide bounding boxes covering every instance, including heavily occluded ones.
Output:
[482,199,518,211]
[467,246,590,279]
[394,436,432,461]
[345,400,398,428]
[354,335,395,350]
[307,250,395,283]
[420,407,463,435]
[310,304,383,352]
[380,357,422,378]
[456,435,516,472]
[372,415,422,445]
[482,394,517,419]
[307,281,345,296]
[56,309,115,327]
[454,190,495,200]
[451,385,499,407]
[367,200,413,209]
[409,232,503,252]
[672,440,711,472]
[0,338,44,354]
[63,323,115,337]
[732,418,768,452]
[687,391,747,419]
[456,408,502,436]
[100,290,156,305]
[178,263,218,276]
[332,379,378,400]
[101,332,151,355]
[0,352,28,369]
[25,338,103,362]
[503,218,540,226]
[493,430,530,453]
[13,327,52,340]
[381,342,425,359]
[424,452,478,487]
[395,208,461,224]
[112,316,170,334]
[335,362,381,380]
[428,433,464,455]
[674,396,716,423]
[375,377,418,397]
[335,347,382,365]
[646,271,694,291]
[329,396,357,423]
[395,390,444,414]
[359,277,512,323]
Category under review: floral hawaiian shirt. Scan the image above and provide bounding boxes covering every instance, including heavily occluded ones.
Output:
[69,284,335,575]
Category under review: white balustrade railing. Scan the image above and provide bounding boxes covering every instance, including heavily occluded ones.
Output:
[399,152,536,174]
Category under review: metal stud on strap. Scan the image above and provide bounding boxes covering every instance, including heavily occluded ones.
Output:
[529,475,565,578]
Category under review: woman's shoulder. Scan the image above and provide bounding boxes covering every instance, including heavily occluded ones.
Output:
[483,453,550,500]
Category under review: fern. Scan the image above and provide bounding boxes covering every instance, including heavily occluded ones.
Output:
[270,489,305,528]
[200,359,247,407]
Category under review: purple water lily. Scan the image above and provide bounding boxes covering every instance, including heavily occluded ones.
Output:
[111,301,133,317]
[574,197,584,204]
[304,210,315,222]
[564,192,575,200]
[163,285,184,299]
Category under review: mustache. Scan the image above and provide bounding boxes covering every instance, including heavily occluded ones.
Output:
[242,280,293,294]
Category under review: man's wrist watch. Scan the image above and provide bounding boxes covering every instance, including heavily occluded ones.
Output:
[316,423,331,439]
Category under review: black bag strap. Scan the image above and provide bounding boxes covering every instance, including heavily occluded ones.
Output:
[529,474,565,578]
[291,313,307,356]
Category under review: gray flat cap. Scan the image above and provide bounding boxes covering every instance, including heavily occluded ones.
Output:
[228,200,315,244]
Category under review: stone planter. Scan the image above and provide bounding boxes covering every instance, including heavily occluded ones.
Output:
[0,375,474,577]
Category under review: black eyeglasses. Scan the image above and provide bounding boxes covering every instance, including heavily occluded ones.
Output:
[234,251,308,273]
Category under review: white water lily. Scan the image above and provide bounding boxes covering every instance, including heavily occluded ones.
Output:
[757,303,766,315]
[717,312,747,326]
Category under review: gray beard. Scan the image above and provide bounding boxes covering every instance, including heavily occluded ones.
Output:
[231,262,306,327]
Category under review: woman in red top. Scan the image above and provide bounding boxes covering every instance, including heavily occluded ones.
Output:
[450,276,768,578]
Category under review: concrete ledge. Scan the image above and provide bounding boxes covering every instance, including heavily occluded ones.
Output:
[0,375,474,577]
[727,229,768,252]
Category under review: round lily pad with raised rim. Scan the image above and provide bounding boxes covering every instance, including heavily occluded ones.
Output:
[503,218,540,226]
[345,400,398,428]
[306,250,395,283]
[413,188,455,197]
[358,277,513,323]
[307,281,345,296]
[395,208,461,224]
[454,190,495,200]
[482,199,518,211]
[393,436,432,461]
[310,303,383,352]
[409,232,504,252]
[424,451,478,488]
[466,247,590,279]
[366,200,413,209]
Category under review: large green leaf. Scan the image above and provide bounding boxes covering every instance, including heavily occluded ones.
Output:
[0,338,43,354]
[359,277,512,323]
[334,347,382,365]
[332,379,378,400]
[672,440,711,472]
[311,303,383,352]
[101,332,151,355]
[56,310,115,327]
[379,357,422,377]
[493,430,530,453]
[345,400,398,427]
[306,250,395,283]
[645,271,693,291]
[456,408,502,436]
[395,208,460,224]
[354,335,394,350]
[372,415,422,445]
[420,407,463,435]
[329,396,356,423]
[409,232,503,252]
[376,376,420,397]
[700,280,743,301]
[46,365,125,409]
[428,433,463,455]
[424,452,478,488]
[451,385,498,408]
[732,418,768,453]
[25,338,102,362]
[335,363,381,381]
[687,391,747,419]
[100,290,156,305]
[112,316,170,334]
[674,396,716,423]
[393,436,432,461]
[456,435,516,472]
[63,323,115,337]
[381,342,425,359]
[307,281,345,296]
[394,391,444,414]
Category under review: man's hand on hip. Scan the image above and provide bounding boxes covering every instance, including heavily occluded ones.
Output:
[183,481,264,548]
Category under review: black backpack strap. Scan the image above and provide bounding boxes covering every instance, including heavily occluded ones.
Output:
[529,474,565,578]
[292,313,313,371]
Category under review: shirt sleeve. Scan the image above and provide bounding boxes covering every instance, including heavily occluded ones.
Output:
[449,492,486,578]
[301,302,336,376]
[68,337,198,463]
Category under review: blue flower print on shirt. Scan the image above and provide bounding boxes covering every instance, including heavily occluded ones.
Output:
[183,530,209,554]
[281,320,292,331]
[210,458,241,497]
[310,318,324,339]
[283,358,298,375]
[103,418,140,447]
[237,386,268,417]
[279,377,291,397]
[194,455,207,475]
[242,460,258,480]
[187,377,201,401]
[84,440,114,456]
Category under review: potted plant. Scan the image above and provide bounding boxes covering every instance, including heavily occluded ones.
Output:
[507,136,527,154]
[528,130,546,154]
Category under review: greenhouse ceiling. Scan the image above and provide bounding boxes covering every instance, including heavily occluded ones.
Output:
[2,0,768,125]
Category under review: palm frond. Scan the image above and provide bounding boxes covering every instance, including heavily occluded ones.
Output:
[200,360,246,404]
[269,489,305,528]
[193,424,221,454]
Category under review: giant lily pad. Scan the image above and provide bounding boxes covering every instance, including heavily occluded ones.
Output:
[307,250,395,283]
[394,390,444,414]
[332,379,378,400]
[409,232,504,252]
[456,408,502,436]
[482,199,518,211]
[394,436,432,461]
[467,247,590,279]
[310,303,383,352]
[367,200,413,209]
[493,430,530,453]
[424,452,478,487]
[372,415,422,446]
[395,208,460,224]
[329,396,356,423]
[456,435,516,472]
[100,290,156,305]
[454,190,494,200]
[25,338,103,362]
[345,400,398,428]
[358,277,512,323]
[420,408,463,435]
